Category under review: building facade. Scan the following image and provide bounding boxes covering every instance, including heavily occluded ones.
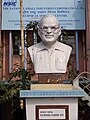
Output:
[0,0,90,80]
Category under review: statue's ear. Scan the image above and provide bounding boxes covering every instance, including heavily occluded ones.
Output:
[59,29,61,36]
[38,28,40,36]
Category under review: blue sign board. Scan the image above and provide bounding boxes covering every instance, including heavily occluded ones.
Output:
[2,0,86,30]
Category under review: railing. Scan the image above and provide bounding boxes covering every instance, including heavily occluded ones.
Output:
[73,72,90,106]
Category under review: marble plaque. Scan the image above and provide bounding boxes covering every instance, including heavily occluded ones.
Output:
[36,105,69,120]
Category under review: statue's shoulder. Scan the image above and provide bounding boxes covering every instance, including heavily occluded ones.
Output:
[57,41,72,53]
[28,42,42,53]
[27,42,42,62]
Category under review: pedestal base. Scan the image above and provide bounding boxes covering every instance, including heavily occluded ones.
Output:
[26,97,77,120]
[20,90,84,120]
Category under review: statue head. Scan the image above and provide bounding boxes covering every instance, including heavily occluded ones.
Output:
[38,15,61,47]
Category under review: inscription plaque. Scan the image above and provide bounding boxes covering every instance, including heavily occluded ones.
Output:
[36,105,69,120]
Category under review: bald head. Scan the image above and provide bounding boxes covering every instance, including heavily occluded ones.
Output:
[38,15,60,27]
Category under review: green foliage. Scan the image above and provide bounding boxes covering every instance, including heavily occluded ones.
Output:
[25,21,38,30]
[60,31,68,44]
[0,62,35,104]
[0,79,31,104]
[78,99,90,120]
[0,80,22,103]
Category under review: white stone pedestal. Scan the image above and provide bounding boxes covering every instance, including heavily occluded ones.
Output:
[20,90,84,120]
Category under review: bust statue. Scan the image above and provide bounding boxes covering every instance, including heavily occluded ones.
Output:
[28,15,72,74]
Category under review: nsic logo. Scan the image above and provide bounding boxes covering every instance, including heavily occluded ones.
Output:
[3,1,17,6]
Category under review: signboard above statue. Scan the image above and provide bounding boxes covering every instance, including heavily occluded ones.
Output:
[2,0,86,30]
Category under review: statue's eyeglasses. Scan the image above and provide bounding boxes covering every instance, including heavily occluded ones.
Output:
[39,26,60,33]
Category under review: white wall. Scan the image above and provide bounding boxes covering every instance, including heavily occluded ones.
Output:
[26,97,78,120]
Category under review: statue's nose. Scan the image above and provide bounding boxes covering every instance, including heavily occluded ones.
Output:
[47,27,52,33]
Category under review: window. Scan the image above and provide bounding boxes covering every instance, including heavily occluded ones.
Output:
[12,30,21,55]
